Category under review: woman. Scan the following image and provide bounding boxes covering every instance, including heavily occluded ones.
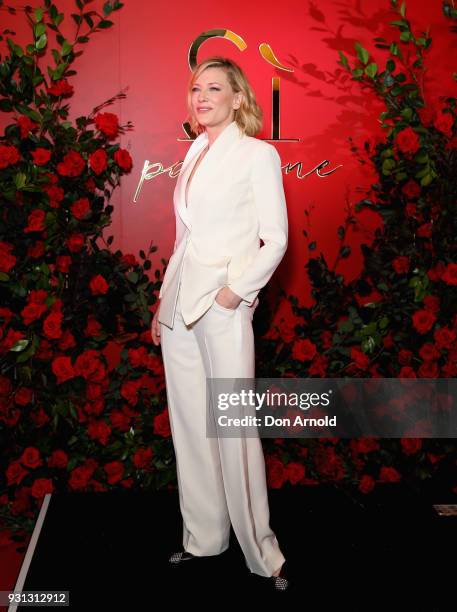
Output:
[150,56,289,592]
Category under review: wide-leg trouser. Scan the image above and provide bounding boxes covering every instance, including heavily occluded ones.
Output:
[159,285,286,577]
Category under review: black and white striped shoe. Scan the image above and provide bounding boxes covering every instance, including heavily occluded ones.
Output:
[168,551,196,565]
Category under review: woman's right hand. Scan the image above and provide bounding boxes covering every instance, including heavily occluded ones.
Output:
[151,301,161,346]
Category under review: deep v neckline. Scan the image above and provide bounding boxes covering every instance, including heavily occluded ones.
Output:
[185,144,209,209]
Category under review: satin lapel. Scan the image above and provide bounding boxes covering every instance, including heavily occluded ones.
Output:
[175,133,208,230]
[186,121,242,215]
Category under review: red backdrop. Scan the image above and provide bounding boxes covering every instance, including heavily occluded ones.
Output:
[1,0,456,309]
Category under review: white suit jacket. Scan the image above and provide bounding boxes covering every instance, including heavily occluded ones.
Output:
[158,120,288,329]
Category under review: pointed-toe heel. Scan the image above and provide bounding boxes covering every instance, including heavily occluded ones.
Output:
[168,550,196,565]
[270,562,290,592]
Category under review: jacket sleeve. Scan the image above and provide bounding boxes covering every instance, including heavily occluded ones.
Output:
[226,143,288,305]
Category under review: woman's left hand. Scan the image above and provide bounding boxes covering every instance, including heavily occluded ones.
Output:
[215,286,242,310]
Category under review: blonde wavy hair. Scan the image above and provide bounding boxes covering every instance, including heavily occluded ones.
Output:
[186,56,263,137]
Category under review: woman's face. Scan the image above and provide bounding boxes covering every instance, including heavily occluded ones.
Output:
[190,66,242,130]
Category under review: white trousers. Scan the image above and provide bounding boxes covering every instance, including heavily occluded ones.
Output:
[160,284,286,577]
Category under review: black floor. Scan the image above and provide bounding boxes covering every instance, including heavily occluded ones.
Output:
[19,483,456,609]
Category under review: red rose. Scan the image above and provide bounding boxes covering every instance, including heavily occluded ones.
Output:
[31,478,53,499]
[31,148,52,166]
[423,295,440,313]
[89,274,109,295]
[0,241,17,273]
[74,350,103,380]
[89,149,108,175]
[114,148,133,172]
[398,366,417,378]
[87,419,111,445]
[56,255,72,273]
[400,438,422,455]
[392,256,409,274]
[358,474,375,494]
[69,465,93,490]
[419,343,440,361]
[15,387,33,405]
[417,222,432,238]
[28,241,45,258]
[20,300,48,325]
[395,127,420,156]
[24,209,46,233]
[351,346,370,370]
[94,112,119,138]
[441,263,457,286]
[351,438,380,453]
[51,356,75,384]
[292,338,317,361]
[47,450,68,469]
[6,462,28,486]
[405,203,417,218]
[133,447,153,469]
[1,329,26,352]
[265,456,287,489]
[128,347,148,368]
[314,446,345,481]
[434,111,454,137]
[58,329,76,351]
[153,409,171,437]
[109,410,130,431]
[85,177,97,192]
[398,349,412,365]
[44,184,64,208]
[0,144,20,169]
[30,406,49,428]
[418,360,439,377]
[308,354,328,376]
[47,78,74,97]
[20,446,42,469]
[57,150,85,177]
[286,461,305,485]
[120,253,138,267]
[84,316,103,337]
[412,309,436,334]
[401,179,421,199]
[43,311,63,339]
[417,106,435,127]
[104,460,124,484]
[379,466,401,482]
[434,326,456,349]
[66,233,85,252]
[17,115,39,138]
[70,197,91,220]
[121,380,141,405]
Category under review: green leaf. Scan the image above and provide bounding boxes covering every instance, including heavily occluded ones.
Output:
[61,40,73,56]
[0,272,9,282]
[7,38,24,57]
[35,7,44,22]
[36,33,48,50]
[400,31,411,42]
[127,271,139,284]
[10,339,30,352]
[365,63,378,78]
[14,173,27,189]
[35,23,46,38]
[98,19,114,28]
[355,42,369,65]
[420,173,434,187]
[338,50,350,70]
[382,158,396,175]
[400,1,406,17]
